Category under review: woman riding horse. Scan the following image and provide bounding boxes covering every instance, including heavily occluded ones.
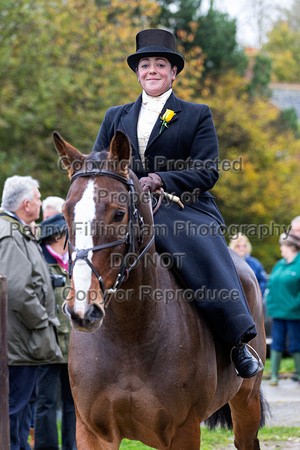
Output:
[93,28,262,378]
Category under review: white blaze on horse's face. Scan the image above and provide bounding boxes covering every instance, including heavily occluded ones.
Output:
[73,179,96,316]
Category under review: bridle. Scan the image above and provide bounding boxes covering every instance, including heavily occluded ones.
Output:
[67,168,154,307]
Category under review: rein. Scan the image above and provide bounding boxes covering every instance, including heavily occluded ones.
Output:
[67,168,154,307]
[152,188,184,215]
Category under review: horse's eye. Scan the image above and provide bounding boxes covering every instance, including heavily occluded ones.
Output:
[113,211,125,222]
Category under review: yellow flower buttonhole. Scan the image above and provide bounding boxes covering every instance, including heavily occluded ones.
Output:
[159,109,176,134]
[163,109,176,122]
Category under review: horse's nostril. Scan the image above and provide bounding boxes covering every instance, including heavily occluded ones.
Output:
[86,304,104,323]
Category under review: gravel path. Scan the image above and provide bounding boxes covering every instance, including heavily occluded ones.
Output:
[205,378,300,449]
[261,378,300,427]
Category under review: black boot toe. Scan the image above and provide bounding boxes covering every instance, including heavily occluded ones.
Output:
[231,345,262,379]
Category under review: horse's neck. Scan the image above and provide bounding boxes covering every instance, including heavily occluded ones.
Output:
[107,251,165,342]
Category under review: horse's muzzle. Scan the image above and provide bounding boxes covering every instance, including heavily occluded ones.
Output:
[62,301,104,332]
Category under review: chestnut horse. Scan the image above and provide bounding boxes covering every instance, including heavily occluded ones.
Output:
[53,130,267,449]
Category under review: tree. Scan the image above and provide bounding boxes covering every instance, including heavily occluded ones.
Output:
[247,0,276,48]
[156,0,248,79]
[0,0,159,199]
[263,21,300,82]
[247,53,272,97]
[1,0,298,269]
[196,74,300,270]
[280,0,300,33]
[274,108,299,135]
[194,8,248,78]
[173,68,300,269]
[157,0,202,30]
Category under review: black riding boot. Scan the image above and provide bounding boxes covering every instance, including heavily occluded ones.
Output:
[231,344,263,378]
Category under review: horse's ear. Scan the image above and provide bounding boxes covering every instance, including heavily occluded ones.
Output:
[108,130,131,177]
[53,132,85,178]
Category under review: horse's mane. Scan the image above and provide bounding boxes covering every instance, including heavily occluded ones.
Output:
[86,150,109,163]
[86,149,137,182]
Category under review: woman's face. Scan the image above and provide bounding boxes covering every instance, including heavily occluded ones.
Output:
[136,57,177,97]
[280,243,297,261]
[233,242,248,258]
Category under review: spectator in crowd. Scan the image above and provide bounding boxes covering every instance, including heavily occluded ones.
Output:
[34,213,76,450]
[229,233,268,296]
[266,231,300,385]
[0,175,63,450]
[42,196,65,220]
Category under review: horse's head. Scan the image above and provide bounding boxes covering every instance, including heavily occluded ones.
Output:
[53,130,153,332]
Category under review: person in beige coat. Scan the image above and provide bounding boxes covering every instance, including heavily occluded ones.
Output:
[0,175,63,450]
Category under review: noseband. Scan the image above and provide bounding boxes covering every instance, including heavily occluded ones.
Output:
[67,168,154,307]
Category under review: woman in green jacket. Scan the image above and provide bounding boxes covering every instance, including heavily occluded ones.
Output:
[267,231,300,385]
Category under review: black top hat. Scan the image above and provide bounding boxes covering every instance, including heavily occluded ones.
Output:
[38,213,68,242]
[127,29,185,74]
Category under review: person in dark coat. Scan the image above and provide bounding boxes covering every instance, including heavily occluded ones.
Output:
[34,213,77,450]
[93,28,262,378]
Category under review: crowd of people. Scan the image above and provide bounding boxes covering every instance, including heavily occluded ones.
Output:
[0,180,76,449]
[228,225,300,386]
[266,223,300,386]
[0,27,299,449]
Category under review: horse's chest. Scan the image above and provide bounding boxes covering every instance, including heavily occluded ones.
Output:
[71,353,191,435]
[69,323,212,443]
[88,379,188,444]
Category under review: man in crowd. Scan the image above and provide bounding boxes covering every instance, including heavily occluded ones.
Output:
[0,175,63,450]
[42,196,65,220]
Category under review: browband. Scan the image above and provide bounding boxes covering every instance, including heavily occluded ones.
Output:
[70,169,134,187]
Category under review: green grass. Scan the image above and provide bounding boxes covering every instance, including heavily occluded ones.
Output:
[30,425,300,450]
[119,428,234,449]
[263,356,295,375]
[119,427,300,449]
[120,440,156,448]
[29,358,297,449]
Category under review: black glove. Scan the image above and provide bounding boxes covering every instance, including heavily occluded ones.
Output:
[139,173,163,192]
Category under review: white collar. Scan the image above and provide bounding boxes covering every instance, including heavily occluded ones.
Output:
[142,88,172,107]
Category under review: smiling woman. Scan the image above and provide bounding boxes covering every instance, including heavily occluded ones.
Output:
[136,56,177,97]
[93,28,263,380]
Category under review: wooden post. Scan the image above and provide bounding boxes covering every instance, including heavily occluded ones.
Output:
[0,276,9,449]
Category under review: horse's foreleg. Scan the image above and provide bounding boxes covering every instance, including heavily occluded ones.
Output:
[168,409,200,450]
[229,382,262,450]
[76,415,121,450]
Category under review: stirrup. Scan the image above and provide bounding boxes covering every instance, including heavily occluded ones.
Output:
[230,343,264,377]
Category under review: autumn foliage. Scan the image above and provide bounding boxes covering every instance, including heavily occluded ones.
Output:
[0,0,299,268]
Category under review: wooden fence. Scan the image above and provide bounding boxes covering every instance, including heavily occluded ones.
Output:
[0,275,9,449]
